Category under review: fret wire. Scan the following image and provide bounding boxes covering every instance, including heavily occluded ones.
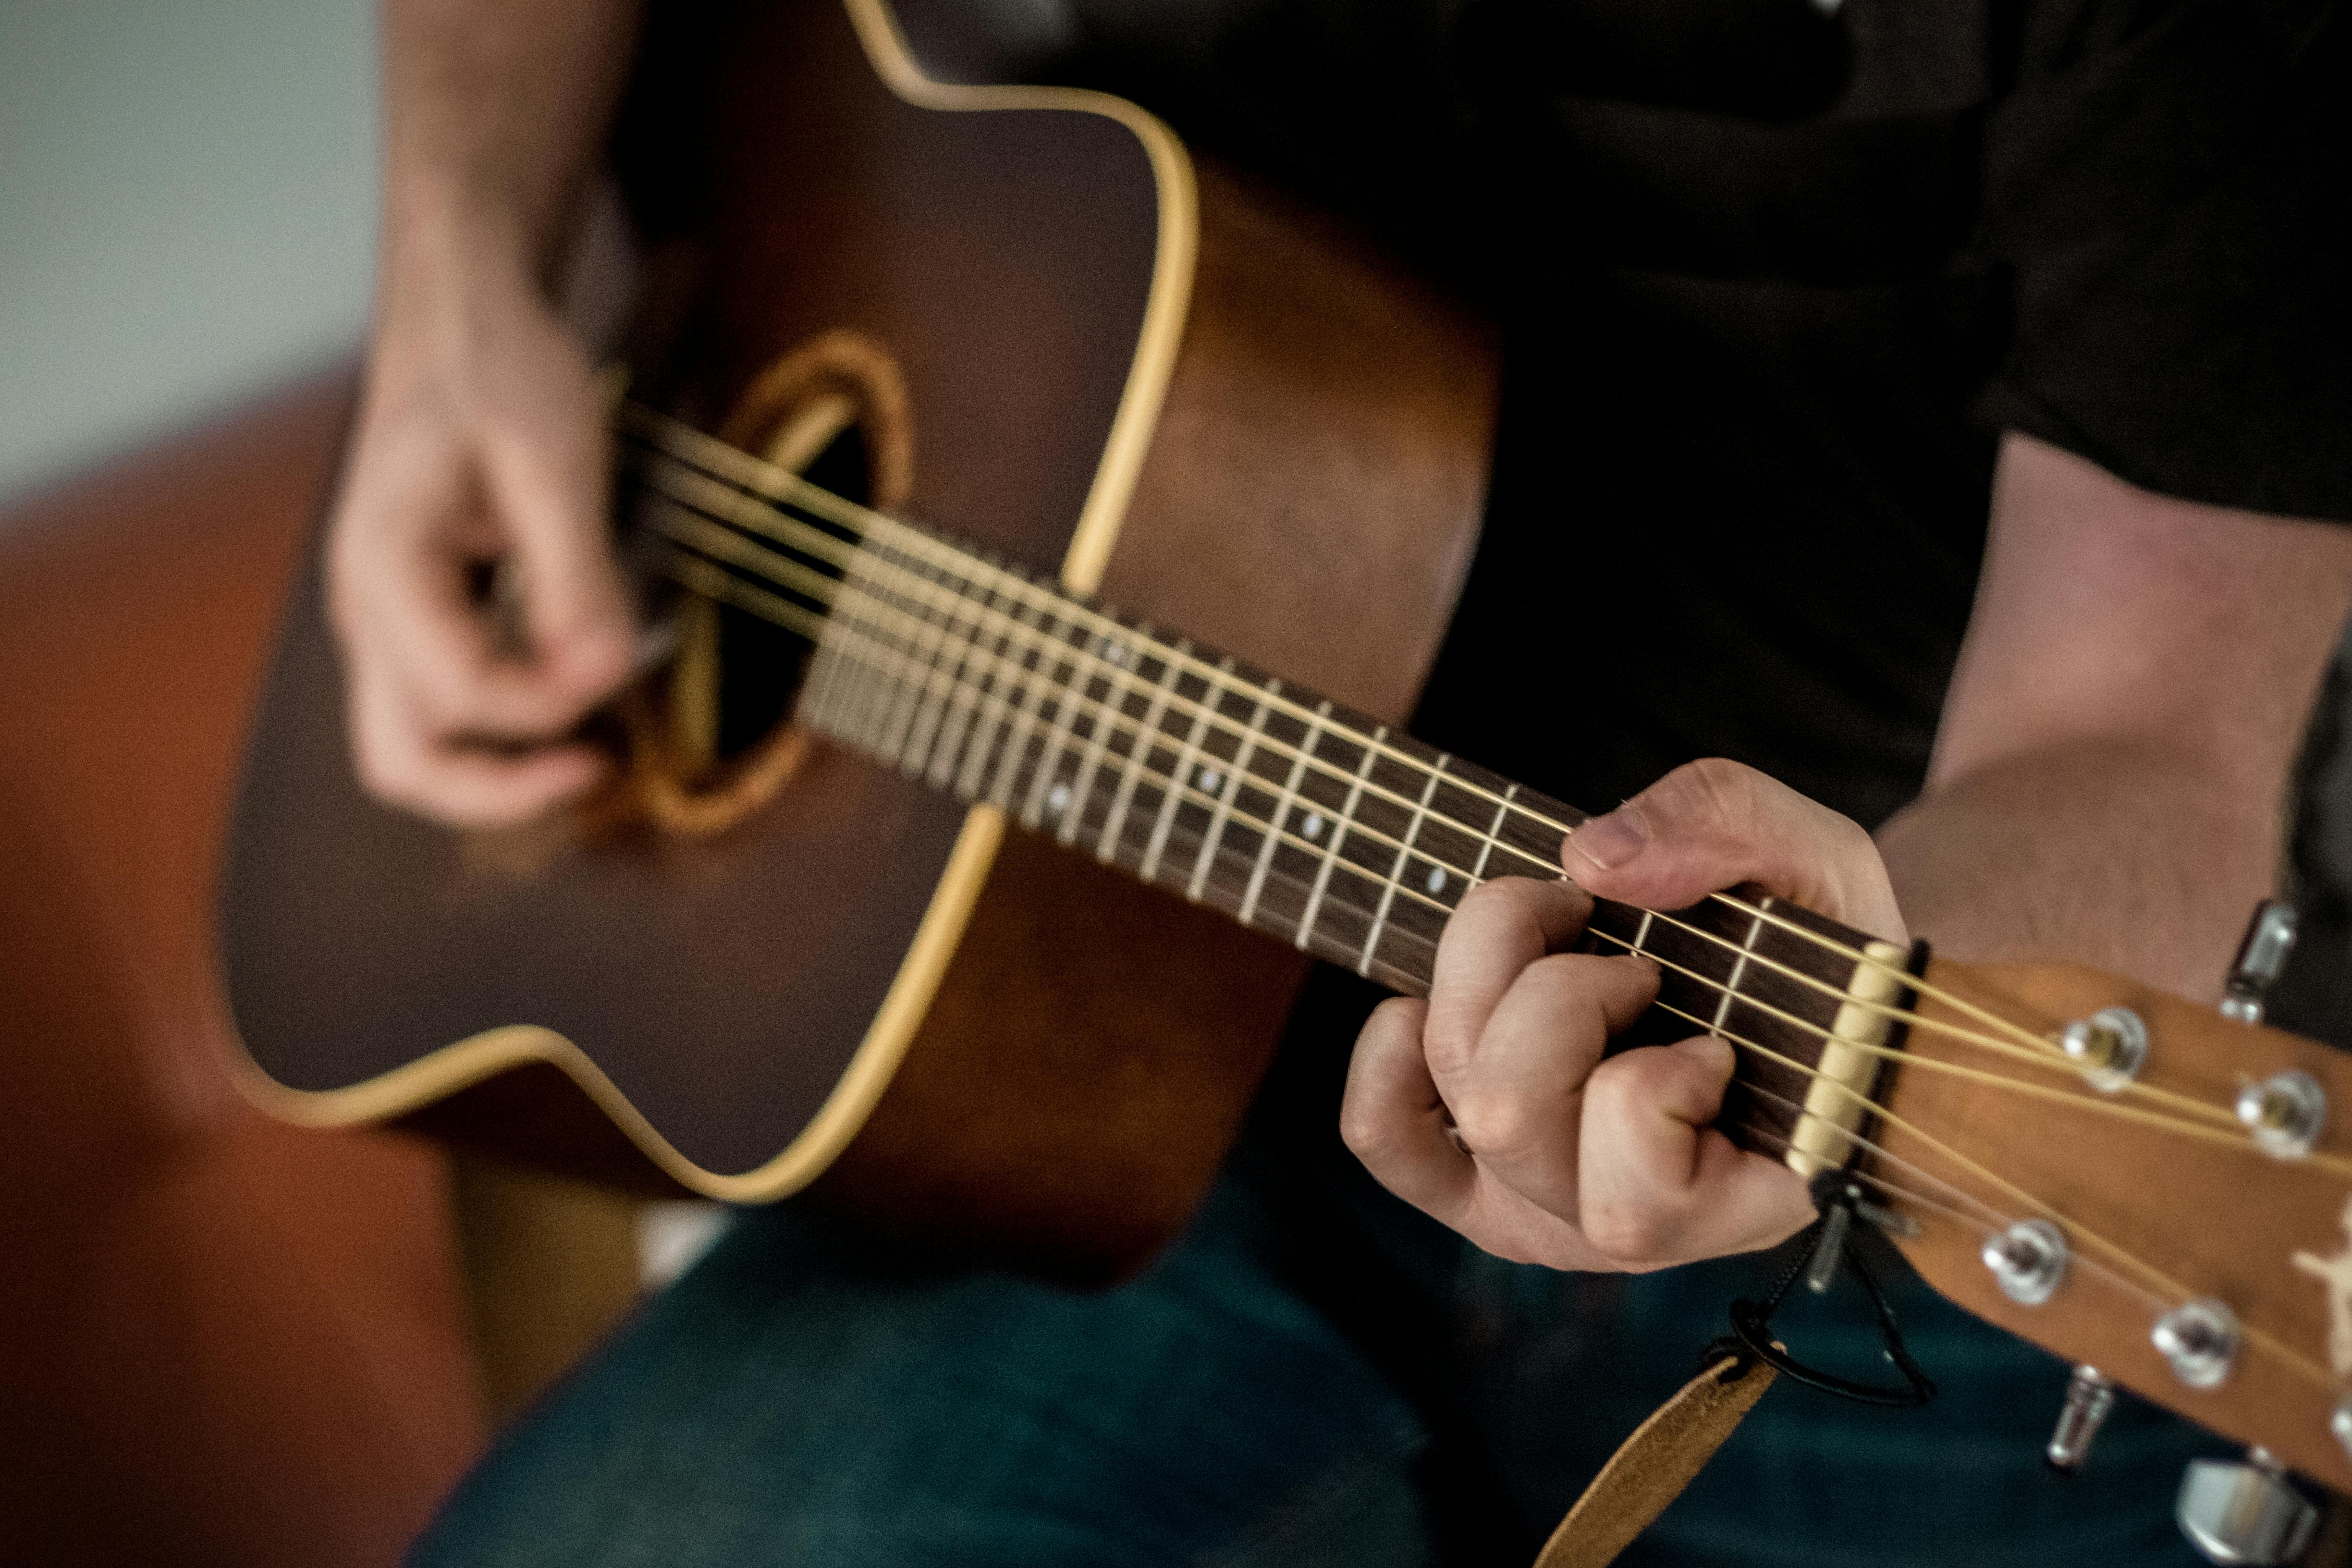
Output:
[931,565,1015,792]
[672,525,1511,943]
[639,453,1604,912]
[1240,698,1328,929]
[1631,908,1655,956]
[1359,754,1449,979]
[982,590,1066,810]
[859,541,931,766]
[1138,656,1235,885]
[673,529,1479,938]
[1710,908,1767,1033]
[660,551,1456,969]
[882,548,964,772]
[1466,782,1519,882]
[665,524,1889,1057]
[1019,622,1102,830]
[1188,679,1277,902]
[633,442,1534,863]
[1296,728,1386,954]
[626,424,1580,854]
[661,546,2277,1183]
[909,547,996,778]
[804,594,1465,955]
[1054,626,1154,849]
[894,545,978,780]
[951,583,1034,800]
[827,563,897,756]
[1097,640,1190,863]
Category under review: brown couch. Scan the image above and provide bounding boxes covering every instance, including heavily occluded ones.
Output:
[0,379,487,1568]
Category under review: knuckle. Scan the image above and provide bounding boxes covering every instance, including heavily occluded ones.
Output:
[1419,1004,1480,1078]
[1580,1196,1674,1268]
[1668,757,1759,834]
[1336,1097,1391,1163]
[1450,1091,1544,1167]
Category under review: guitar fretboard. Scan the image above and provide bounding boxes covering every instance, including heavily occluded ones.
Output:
[622,413,1901,1157]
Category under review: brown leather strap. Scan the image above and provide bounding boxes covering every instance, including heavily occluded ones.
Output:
[1532,1356,1776,1567]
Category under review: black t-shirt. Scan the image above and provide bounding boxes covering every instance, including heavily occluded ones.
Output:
[899,1,2352,1556]
[926,0,2352,833]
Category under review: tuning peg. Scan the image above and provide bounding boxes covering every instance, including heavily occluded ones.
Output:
[2177,1448,2318,1565]
[2045,1364,2113,1474]
[2222,900,2298,1026]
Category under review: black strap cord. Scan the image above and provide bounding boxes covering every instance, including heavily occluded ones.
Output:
[1704,1176,1936,1408]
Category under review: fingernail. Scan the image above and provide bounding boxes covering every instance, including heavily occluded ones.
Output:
[1568,805,1649,873]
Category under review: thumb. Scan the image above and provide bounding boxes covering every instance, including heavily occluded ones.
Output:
[483,378,636,706]
[1561,758,1905,941]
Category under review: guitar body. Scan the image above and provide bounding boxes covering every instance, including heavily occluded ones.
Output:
[221,0,1496,1278]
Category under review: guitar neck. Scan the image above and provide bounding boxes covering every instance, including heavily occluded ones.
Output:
[623,408,1909,1161]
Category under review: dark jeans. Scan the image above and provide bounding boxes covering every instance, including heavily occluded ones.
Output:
[411,982,2223,1567]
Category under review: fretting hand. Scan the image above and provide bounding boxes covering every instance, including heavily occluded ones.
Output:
[1340,757,1907,1272]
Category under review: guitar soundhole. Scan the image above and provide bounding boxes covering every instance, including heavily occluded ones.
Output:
[623,329,912,838]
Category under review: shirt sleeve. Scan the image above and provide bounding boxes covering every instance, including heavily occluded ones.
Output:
[1974,0,2352,522]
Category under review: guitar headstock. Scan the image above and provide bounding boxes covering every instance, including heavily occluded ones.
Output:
[1872,952,2352,1490]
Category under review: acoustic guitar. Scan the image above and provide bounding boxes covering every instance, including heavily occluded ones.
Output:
[220,0,2352,1517]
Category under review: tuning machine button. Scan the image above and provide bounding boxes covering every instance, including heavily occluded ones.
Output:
[2046,1364,2114,1475]
[2222,900,2298,1026]
[2177,1448,2318,1566]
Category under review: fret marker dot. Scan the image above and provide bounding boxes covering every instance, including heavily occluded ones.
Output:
[1426,867,1446,894]
[1302,812,1325,839]
[1046,783,1071,816]
[1198,768,1222,793]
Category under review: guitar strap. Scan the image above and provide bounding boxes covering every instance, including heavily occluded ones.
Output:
[1531,1352,1776,1568]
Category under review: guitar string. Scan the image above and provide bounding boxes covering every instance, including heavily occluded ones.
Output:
[653,534,2309,1187]
[635,467,2263,1144]
[1584,924,2352,1175]
[1723,1109,2179,1322]
[627,416,2076,1068]
[639,476,2268,1146]
[1680,993,2335,1392]
[657,545,2334,1389]
[623,444,2132,1087]
[619,415,2077,1062]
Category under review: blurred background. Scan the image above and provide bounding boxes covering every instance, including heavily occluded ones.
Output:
[0,0,372,504]
[5,2,2351,1565]
[0,7,719,1564]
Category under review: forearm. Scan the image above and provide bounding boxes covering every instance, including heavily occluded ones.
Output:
[1876,739,2280,1000]
[379,0,646,301]
[1871,433,2352,1003]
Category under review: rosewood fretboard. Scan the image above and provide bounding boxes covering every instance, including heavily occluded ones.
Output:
[623,409,1904,1161]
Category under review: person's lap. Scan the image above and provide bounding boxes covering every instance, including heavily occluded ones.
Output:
[407,1177,1435,1568]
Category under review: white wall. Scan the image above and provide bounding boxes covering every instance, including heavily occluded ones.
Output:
[0,0,377,505]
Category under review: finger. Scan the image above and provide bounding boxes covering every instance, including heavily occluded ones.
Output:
[481,364,637,701]
[1440,952,1656,1217]
[1341,998,1477,1220]
[1560,758,1905,941]
[1576,1036,1814,1268]
[330,435,610,741]
[347,661,613,826]
[1423,877,1591,1078]
[1343,997,1618,1272]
